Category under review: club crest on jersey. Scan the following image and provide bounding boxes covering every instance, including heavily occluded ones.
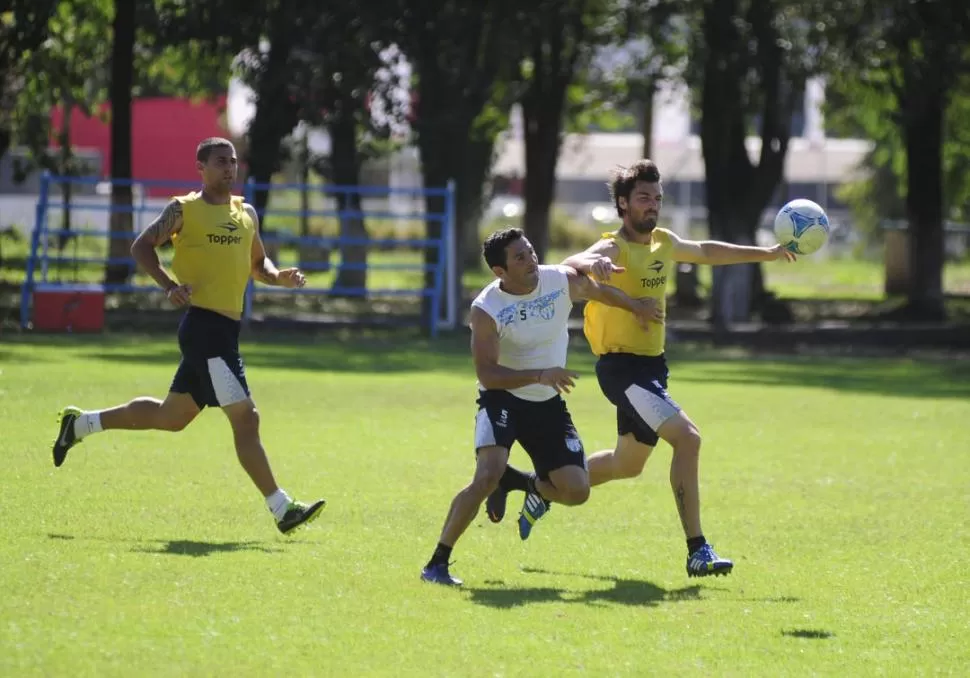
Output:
[496,288,565,327]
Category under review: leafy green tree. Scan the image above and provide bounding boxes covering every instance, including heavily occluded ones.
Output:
[826,0,970,319]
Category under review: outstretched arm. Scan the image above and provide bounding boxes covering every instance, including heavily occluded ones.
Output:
[669,230,795,265]
[247,204,306,288]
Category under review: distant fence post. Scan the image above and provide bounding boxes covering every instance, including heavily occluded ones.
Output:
[882,220,909,296]
[442,179,457,332]
[19,171,51,329]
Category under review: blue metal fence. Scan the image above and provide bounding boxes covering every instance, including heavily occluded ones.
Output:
[20,172,455,336]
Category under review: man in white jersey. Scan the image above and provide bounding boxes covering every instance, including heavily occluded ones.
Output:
[421,228,662,586]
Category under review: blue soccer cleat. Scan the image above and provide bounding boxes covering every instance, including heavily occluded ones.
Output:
[517,492,550,541]
[421,563,463,586]
[686,543,734,578]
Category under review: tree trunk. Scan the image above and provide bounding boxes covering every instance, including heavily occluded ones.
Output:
[699,0,792,326]
[105,0,135,285]
[243,2,299,261]
[330,113,367,292]
[521,93,564,264]
[901,82,947,321]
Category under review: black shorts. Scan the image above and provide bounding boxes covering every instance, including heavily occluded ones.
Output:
[474,390,586,481]
[170,306,250,409]
[595,353,681,447]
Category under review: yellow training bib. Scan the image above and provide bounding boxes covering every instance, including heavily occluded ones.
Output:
[583,228,673,357]
[170,192,255,316]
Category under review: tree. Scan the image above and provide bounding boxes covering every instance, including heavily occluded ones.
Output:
[516,0,595,264]
[0,1,61,161]
[686,0,829,328]
[827,0,970,320]
[104,0,135,285]
[395,0,525,325]
[290,3,406,292]
[10,0,112,248]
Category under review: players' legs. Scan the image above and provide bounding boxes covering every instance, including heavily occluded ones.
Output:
[587,434,655,486]
[438,445,509,548]
[535,465,590,506]
[655,410,703,540]
[221,396,279,498]
[423,445,509,585]
[98,391,201,432]
[53,390,201,467]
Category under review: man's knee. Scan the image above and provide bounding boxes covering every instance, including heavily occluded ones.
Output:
[224,400,260,435]
[470,447,507,497]
[661,415,702,456]
[157,394,199,432]
[548,467,591,505]
[559,481,590,505]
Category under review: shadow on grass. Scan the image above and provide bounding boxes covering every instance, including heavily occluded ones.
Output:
[132,539,284,558]
[47,532,288,557]
[782,628,835,640]
[464,568,704,609]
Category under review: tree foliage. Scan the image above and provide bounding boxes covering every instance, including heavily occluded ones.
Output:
[825,0,970,319]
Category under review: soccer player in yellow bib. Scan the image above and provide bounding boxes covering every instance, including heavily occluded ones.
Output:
[51,137,326,534]
[566,159,795,577]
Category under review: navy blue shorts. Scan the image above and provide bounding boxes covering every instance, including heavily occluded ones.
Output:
[170,307,250,409]
[474,390,586,481]
[595,353,681,447]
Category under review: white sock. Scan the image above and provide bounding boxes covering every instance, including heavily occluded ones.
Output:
[266,489,293,520]
[73,411,103,439]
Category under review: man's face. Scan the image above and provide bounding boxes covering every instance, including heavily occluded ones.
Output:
[620,180,663,234]
[198,146,238,190]
[496,236,539,289]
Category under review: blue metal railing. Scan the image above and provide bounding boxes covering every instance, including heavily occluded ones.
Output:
[20,172,455,336]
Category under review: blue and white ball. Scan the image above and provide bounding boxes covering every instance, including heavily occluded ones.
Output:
[774,199,830,255]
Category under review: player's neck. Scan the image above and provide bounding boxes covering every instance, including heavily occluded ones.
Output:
[619,223,654,245]
[200,186,231,205]
[499,279,537,296]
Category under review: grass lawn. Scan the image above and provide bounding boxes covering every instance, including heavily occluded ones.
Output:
[1,334,968,676]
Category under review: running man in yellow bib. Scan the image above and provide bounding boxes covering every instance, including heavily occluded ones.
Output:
[569,159,793,577]
[51,137,326,535]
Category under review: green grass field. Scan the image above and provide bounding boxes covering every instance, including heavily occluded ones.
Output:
[1,334,969,676]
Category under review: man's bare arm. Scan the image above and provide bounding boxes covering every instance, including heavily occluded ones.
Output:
[565,266,663,325]
[669,230,795,265]
[246,204,281,285]
[561,238,624,281]
[130,200,182,292]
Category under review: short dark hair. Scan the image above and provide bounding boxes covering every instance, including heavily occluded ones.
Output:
[196,137,235,163]
[482,227,525,270]
[608,159,662,217]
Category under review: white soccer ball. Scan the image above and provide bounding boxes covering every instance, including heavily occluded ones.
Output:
[773,199,830,255]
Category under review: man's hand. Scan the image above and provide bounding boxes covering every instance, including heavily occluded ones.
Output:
[277,268,307,288]
[768,244,797,262]
[588,255,625,281]
[631,297,664,327]
[165,284,192,307]
[538,367,580,394]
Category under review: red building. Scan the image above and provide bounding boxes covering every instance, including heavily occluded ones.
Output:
[50,96,231,197]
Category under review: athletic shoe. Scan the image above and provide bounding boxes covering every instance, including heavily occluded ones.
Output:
[421,562,463,586]
[485,486,508,523]
[276,499,326,534]
[686,543,734,577]
[52,406,83,467]
[517,492,550,541]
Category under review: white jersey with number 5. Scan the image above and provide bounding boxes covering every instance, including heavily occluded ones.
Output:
[471,264,573,402]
